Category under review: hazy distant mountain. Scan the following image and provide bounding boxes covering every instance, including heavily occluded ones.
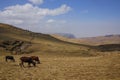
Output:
[104,34,120,37]
[78,34,120,45]
[52,33,76,38]
[51,33,120,45]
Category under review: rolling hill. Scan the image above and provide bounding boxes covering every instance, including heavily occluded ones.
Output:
[0,23,91,55]
[51,33,120,52]
[0,23,120,55]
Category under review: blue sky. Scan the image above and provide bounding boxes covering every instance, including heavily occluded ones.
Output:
[0,0,120,37]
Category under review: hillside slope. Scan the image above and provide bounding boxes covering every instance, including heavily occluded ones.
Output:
[0,23,90,55]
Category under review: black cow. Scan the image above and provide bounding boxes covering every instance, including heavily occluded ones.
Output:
[5,56,15,62]
[19,56,36,68]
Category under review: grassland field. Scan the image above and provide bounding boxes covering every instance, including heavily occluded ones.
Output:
[0,52,120,80]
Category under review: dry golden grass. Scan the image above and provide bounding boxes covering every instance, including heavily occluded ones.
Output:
[0,52,120,80]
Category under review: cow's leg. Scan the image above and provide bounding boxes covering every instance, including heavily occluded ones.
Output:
[22,62,25,68]
[5,58,7,62]
[38,59,40,64]
[28,62,31,67]
[19,63,22,68]
[19,61,23,68]
[13,58,15,62]
[32,62,36,67]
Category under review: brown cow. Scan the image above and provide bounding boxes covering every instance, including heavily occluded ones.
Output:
[19,56,36,68]
[31,56,41,64]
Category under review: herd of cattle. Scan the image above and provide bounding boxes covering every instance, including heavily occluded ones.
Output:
[5,55,41,68]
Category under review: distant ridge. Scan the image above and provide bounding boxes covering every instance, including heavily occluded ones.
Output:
[51,33,120,45]
[52,33,76,38]
[104,34,120,37]
[78,34,120,45]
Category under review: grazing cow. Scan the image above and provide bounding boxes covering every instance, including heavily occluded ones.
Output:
[31,56,40,64]
[19,57,36,67]
[5,56,15,62]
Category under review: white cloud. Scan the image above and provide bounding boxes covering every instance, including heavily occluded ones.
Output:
[0,3,71,25]
[47,19,55,23]
[49,4,71,16]
[46,19,66,24]
[29,0,44,5]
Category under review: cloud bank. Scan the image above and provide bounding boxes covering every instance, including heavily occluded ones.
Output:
[0,0,71,30]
